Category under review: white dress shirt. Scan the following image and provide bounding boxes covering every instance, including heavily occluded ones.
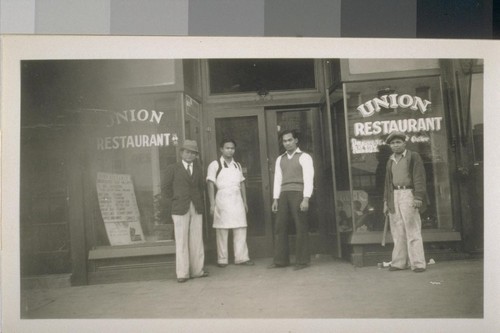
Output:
[182,160,192,175]
[273,148,314,199]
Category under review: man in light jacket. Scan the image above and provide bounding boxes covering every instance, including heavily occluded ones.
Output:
[383,131,427,273]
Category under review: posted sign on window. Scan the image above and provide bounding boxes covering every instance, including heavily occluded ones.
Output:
[96,172,145,245]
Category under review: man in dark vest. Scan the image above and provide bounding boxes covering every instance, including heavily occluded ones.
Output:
[165,140,209,283]
[383,131,427,273]
[269,129,314,270]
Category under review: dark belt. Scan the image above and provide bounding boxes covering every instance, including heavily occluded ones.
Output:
[393,185,413,190]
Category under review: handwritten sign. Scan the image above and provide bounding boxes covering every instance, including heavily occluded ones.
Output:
[96,172,145,245]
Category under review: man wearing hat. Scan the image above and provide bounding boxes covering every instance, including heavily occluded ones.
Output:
[165,140,209,283]
[383,131,427,273]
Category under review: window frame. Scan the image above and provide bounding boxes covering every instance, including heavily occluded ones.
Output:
[201,59,324,105]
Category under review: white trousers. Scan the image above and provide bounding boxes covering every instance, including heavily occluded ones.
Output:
[215,227,250,264]
[172,202,205,279]
[389,189,426,270]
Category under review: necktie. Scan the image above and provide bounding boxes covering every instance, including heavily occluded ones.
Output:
[187,163,192,175]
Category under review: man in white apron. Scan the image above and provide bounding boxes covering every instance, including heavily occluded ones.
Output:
[207,139,254,267]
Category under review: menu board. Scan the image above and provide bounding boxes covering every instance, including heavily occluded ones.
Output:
[96,172,145,245]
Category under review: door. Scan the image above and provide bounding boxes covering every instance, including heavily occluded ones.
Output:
[265,107,335,255]
[207,106,337,258]
[207,108,274,257]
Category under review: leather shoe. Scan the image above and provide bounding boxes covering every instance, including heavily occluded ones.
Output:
[236,260,255,266]
[177,278,188,283]
[217,263,228,268]
[293,264,309,271]
[413,268,426,273]
[267,263,288,269]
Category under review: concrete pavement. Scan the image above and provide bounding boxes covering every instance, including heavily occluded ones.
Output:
[21,256,483,319]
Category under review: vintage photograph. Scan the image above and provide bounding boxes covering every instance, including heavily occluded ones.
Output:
[1,36,496,333]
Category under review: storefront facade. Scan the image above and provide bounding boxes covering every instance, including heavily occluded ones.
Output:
[20,58,483,285]
[334,60,483,266]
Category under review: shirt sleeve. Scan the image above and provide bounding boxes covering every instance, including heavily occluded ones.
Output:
[237,163,246,182]
[300,153,314,198]
[273,155,283,199]
[206,160,218,183]
[411,152,426,201]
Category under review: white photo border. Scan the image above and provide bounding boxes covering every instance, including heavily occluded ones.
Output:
[1,35,499,333]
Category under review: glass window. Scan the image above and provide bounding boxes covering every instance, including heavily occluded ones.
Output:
[348,59,440,75]
[208,59,315,94]
[276,110,314,154]
[87,93,182,246]
[344,76,453,232]
[21,60,187,264]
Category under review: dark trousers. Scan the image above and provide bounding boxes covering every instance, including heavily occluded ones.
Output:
[273,191,310,265]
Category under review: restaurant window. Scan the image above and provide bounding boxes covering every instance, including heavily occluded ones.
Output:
[87,92,184,247]
[343,76,453,233]
[22,59,192,253]
[208,59,316,95]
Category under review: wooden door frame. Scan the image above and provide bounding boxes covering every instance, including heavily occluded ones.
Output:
[324,89,343,258]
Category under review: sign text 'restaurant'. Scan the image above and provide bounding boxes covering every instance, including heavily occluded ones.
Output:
[354,117,442,136]
[97,133,178,150]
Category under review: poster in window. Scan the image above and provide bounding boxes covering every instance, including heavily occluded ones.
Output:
[96,172,145,245]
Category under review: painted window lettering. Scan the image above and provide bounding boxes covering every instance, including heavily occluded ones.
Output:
[353,117,443,136]
[107,109,164,127]
[351,92,440,154]
[96,133,178,150]
[356,94,431,118]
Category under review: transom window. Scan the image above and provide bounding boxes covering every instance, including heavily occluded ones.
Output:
[208,59,316,95]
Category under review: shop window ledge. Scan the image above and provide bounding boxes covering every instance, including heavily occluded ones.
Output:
[21,273,72,289]
[88,241,176,260]
[348,230,461,245]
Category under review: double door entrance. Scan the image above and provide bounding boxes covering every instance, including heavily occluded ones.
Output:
[205,106,333,258]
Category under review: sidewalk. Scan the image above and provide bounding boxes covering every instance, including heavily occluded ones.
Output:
[21,256,483,319]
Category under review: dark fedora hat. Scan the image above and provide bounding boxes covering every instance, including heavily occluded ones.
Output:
[180,140,199,153]
[386,131,407,144]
